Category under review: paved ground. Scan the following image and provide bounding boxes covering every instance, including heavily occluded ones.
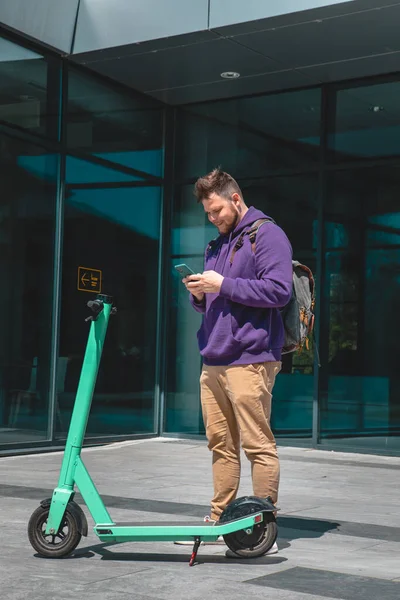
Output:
[1,438,399,600]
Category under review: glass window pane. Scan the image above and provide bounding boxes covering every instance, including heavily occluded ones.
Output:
[57,165,161,439]
[166,186,206,434]
[166,259,204,435]
[330,80,400,162]
[171,185,215,257]
[66,68,164,177]
[321,166,400,452]
[0,133,57,445]
[65,156,144,184]
[0,36,59,139]
[175,88,321,180]
[239,175,318,441]
[165,175,318,439]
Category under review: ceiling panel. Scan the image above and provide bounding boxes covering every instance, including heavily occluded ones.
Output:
[73,31,218,65]
[70,0,400,106]
[74,0,208,54]
[299,51,400,83]
[229,4,400,68]
[210,0,354,29]
[84,37,284,94]
[149,69,315,105]
[210,0,391,36]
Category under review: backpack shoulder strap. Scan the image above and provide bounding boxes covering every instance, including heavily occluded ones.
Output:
[229,217,276,264]
[247,217,275,253]
[206,236,220,257]
[229,230,247,264]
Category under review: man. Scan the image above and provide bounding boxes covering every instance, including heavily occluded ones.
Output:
[182,168,293,556]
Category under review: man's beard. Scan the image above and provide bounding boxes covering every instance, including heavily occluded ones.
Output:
[224,210,240,234]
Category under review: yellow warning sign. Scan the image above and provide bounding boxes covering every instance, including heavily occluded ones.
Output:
[77,267,102,293]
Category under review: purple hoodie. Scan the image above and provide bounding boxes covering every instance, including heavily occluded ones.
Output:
[190,206,293,366]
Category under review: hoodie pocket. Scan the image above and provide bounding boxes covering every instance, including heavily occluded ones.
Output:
[198,304,243,361]
[230,304,270,351]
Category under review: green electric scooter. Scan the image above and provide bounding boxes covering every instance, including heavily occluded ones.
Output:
[27,295,278,565]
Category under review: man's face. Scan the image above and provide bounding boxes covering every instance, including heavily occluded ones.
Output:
[202,193,240,235]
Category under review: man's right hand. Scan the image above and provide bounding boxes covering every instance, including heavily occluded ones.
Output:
[183,274,205,302]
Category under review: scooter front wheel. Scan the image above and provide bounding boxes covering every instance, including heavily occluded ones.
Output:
[28,503,81,558]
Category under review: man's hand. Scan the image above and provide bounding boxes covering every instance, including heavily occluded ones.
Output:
[183,271,224,296]
[198,270,224,293]
[183,274,205,302]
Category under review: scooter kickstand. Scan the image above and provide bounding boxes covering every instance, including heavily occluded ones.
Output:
[189,537,201,567]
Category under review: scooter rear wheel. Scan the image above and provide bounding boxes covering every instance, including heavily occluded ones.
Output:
[221,497,278,558]
[28,504,81,558]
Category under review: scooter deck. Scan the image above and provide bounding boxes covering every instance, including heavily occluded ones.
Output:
[94,512,263,543]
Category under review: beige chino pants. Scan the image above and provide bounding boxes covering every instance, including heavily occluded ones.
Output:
[200,362,281,521]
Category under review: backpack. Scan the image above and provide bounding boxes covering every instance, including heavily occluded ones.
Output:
[229,218,315,354]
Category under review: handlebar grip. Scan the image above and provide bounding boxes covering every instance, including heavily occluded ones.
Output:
[87,300,103,314]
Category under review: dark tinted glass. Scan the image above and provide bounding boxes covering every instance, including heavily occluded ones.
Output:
[66,68,164,177]
[56,157,162,438]
[175,88,321,180]
[165,175,318,439]
[320,166,400,451]
[239,175,318,441]
[0,36,59,139]
[0,133,57,444]
[329,80,400,162]
[165,186,207,434]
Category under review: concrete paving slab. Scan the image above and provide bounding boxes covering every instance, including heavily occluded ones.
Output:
[0,439,399,600]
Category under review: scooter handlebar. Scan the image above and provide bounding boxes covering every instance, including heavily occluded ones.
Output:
[87,300,104,314]
[85,296,115,322]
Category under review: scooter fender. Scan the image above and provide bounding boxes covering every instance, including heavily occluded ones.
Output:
[219,495,278,524]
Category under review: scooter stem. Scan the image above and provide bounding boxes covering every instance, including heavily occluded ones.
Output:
[57,295,113,489]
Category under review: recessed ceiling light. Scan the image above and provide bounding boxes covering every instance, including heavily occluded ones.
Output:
[220,71,240,79]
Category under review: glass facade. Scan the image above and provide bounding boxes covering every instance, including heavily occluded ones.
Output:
[320,165,400,451]
[166,82,400,454]
[1,27,400,455]
[58,173,162,439]
[0,31,165,449]
[0,134,57,444]
[0,37,59,140]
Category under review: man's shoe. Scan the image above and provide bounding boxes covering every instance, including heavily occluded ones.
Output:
[225,541,278,559]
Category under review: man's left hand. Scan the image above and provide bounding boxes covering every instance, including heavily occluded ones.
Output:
[196,270,224,293]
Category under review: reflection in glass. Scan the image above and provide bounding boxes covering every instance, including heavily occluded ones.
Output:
[65,156,144,184]
[330,81,400,162]
[57,164,161,438]
[0,133,57,444]
[165,176,318,439]
[0,36,58,138]
[175,88,321,180]
[321,167,400,451]
[238,176,318,440]
[165,186,206,434]
[66,68,164,176]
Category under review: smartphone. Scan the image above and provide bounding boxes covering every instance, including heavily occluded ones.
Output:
[174,263,196,278]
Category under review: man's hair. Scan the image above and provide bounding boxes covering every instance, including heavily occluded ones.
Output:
[194,168,242,203]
